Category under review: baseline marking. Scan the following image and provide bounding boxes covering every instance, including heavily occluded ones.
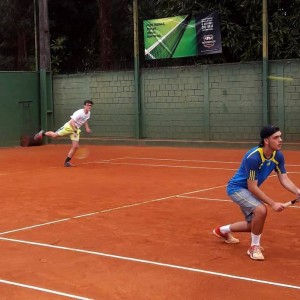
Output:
[1,237,300,291]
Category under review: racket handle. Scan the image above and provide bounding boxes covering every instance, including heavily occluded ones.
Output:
[283,199,298,208]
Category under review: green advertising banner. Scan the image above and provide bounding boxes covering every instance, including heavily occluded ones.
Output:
[143,12,222,60]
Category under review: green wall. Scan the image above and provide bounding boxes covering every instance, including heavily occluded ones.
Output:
[0,72,53,147]
[0,72,40,147]
[2,61,298,147]
[53,72,135,138]
[52,59,300,143]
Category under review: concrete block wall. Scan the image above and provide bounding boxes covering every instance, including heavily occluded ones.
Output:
[53,72,136,138]
[52,60,300,142]
[142,67,206,139]
[208,62,263,141]
[269,61,300,142]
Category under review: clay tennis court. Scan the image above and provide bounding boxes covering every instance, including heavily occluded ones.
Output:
[0,144,299,299]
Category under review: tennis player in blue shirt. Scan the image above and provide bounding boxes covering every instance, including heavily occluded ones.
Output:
[213,125,300,261]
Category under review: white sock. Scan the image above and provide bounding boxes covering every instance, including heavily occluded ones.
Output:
[220,225,231,234]
[251,233,261,246]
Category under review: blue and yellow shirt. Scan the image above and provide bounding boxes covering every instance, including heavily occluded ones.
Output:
[227,146,286,195]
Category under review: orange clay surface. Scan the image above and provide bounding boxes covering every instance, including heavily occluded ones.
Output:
[0,144,299,300]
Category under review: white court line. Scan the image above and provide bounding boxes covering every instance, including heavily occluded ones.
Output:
[1,157,300,177]
[0,185,230,236]
[177,195,232,203]
[82,161,238,171]
[0,237,300,291]
[179,185,226,195]
[80,159,300,174]
[0,189,208,235]
[0,279,91,299]
[0,218,71,235]
[103,157,300,168]
[0,158,237,176]
[111,157,241,164]
[177,195,300,208]
[0,185,227,236]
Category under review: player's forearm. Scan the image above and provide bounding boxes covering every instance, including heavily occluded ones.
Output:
[280,176,300,195]
[85,122,90,132]
[248,183,275,206]
[255,191,275,206]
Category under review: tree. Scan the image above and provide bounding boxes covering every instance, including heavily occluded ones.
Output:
[48,0,99,72]
[141,0,300,63]
[2,0,299,72]
[0,0,35,70]
[96,0,113,70]
[268,0,300,59]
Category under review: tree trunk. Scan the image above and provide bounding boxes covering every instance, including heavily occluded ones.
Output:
[97,0,113,70]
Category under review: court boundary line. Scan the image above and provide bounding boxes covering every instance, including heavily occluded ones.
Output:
[176,195,300,208]
[81,161,238,171]
[0,279,92,299]
[93,156,300,168]
[78,158,300,174]
[1,150,299,297]
[0,185,227,236]
[1,156,300,176]
[96,156,300,168]
[108,157,241,164]
[1,183,299,236]
[1,236,300,291]
[1,152,300,295]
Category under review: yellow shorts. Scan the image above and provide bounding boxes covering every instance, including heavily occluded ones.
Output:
[56,122,81,141]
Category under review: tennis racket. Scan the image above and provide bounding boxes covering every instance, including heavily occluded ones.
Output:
[283,197,300,208]
[74,147,90,159]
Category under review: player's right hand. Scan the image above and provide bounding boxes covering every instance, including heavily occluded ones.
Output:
[271,202,284,212]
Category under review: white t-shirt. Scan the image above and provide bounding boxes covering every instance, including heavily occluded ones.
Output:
[70,109,91,128]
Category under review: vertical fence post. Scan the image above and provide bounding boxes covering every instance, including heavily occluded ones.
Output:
[262,0,269,125]
[133,0,142,139]
[38,0,51,143]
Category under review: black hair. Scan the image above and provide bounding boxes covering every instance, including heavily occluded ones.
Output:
[258,125,280,147]
[84,99,94,106]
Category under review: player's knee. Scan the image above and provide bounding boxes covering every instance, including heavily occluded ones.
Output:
[254,204,267,218]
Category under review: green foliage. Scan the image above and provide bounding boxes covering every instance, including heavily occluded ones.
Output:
[48,0,99,73]
[268,0,300,59]
[1,0,299,72]
[50,36,67,74]
[137,0,300,65]
[0,0,35,70]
